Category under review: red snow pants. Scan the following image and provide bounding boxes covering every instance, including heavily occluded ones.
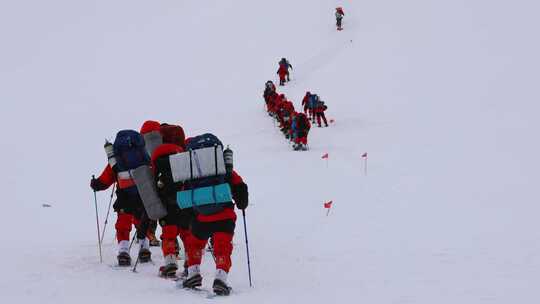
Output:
[186,218,235,272]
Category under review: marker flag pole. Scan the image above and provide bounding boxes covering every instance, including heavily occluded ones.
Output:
[322,152,329,168]
[324,200,333,216]
[362,152,368,176]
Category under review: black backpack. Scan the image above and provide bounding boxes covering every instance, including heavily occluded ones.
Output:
[296,114,308,131]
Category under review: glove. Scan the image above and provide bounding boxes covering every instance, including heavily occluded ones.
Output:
[232,182,249,210]
[90,178,107,191]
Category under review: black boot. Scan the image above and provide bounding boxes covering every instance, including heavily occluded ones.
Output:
[213,279,232,296]
[117,252,131,266]
[182,274,203,289]
[138,248,152,263]
[159,264,178,278]
[149,238,160,247]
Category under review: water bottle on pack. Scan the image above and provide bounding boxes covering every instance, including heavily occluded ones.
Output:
[104,140,117,168]
[224,145,234,180]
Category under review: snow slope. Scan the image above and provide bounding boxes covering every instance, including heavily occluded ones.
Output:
[1,0,540,303]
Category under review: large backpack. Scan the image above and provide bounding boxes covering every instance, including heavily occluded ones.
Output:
[309,94,319,108]
[186,133,222,150]
[173,133,233,215]
[296,113,308,131]
[160,124,185,147]
[113,130,150,172]
[320,101,328,111]
[112,130,166,219]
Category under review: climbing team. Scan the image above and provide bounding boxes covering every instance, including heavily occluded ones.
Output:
[91,121,249,296]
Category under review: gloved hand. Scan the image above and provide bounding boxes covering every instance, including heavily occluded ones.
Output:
[90,178,106,191]
[232,182,249,210]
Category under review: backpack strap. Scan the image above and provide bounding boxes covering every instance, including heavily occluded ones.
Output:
[189,149,194,204]
[212,144,219,202]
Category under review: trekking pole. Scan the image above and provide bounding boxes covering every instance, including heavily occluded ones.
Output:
[131,235,142,273]
[241,210,253,287]
[132,248,140,273]
[128,233,137,252]
[99,183,115,244]
[206,237,216,262]
[92,175,103,263]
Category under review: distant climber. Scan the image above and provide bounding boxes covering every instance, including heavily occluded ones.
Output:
[277,65,288,86]
[335,7,345,31]
[278,58,293,82]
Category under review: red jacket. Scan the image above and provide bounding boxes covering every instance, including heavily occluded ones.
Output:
[95,163,138,191]
[266,92,277,109]
[96,164,116,189]
[277,66,288,77]
[283,100,295,113]
[302,94,310,107]
[274,94,286,112]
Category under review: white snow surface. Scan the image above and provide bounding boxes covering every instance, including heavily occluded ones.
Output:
[1,0,540,303]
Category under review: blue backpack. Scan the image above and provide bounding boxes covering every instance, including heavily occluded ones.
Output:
[181,133,232,215]
[113,130,150,172]
[308,94,318,108]
[186,133,223,151]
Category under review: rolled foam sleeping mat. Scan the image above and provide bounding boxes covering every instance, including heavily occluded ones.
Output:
[131,165,167,220]
[143,131,163,157]
[169,146,226,183]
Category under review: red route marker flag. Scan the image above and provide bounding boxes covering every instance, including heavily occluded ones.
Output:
[362,152,368,175]
[324,200,333,216]
[321,152,329,168]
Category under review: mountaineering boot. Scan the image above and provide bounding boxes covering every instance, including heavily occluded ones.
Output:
[147,231,160,247]
[213,269,231,296]
[138,238,152,263]
[213,279,232,296]
[159,254,178,278]
[117,240,131,266]
[117,252,131,266]
[182,265,203,289]
[183,274,202,288]
[138,249,151,263]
